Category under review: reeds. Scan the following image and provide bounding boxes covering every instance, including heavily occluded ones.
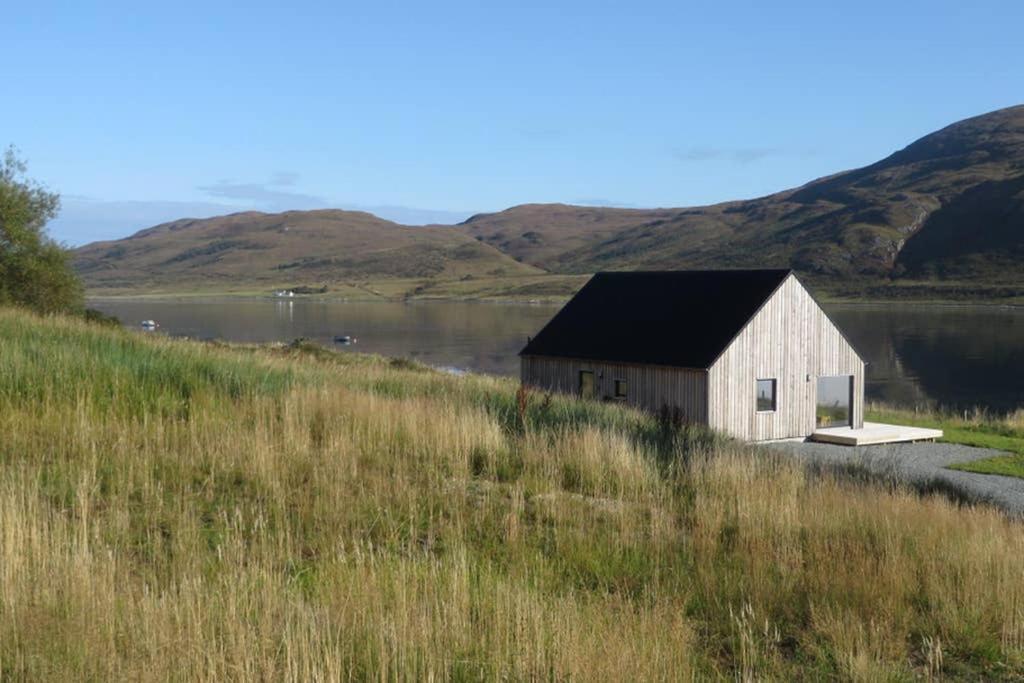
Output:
[1,307,1023,679]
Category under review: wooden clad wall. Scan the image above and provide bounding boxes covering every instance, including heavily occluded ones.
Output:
[521,356,708,423]
[707,274,865,441]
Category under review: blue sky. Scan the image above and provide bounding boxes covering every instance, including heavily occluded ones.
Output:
[4,1,1021,245]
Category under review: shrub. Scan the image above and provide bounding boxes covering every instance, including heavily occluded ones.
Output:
[0,147,83,314]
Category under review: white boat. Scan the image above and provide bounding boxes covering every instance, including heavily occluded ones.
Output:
[141,319,159,329]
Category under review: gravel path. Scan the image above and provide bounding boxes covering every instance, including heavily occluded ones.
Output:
[768,441,1024,517]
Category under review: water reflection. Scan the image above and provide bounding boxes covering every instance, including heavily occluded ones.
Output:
[276,299,294,323]
[89,299,1024,414]
[90,299,558,379]
[829,305,1024,413]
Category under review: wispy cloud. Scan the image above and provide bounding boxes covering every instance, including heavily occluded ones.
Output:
[52,172,475,244]
[269,171,300,187]
[348,204,475,226]
[49,198,240,246]
[196,173,476,224]
[51,193,477,245]
[197,172,326,207]
[672,146,782,164]
[573,198,639,208]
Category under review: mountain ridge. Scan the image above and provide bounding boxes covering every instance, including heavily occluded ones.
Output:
[74,105,1024,299]
[456,105,1023,283]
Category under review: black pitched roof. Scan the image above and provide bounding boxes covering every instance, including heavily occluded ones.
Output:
[520,269,792,369]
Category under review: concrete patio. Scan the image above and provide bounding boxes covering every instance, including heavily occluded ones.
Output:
[810,421,944,446]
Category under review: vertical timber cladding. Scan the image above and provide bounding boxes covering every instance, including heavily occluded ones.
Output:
[707,274,865,440]
[521,356,708,423]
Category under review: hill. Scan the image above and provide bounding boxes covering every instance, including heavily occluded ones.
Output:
[457,204,680,271]
[74,105,1024,300]
[458,105,1024,297]
[74,208,541,293]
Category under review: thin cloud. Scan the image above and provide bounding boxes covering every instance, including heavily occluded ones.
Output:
[672,146,782,164]
[347,204,475,226]
[198,173,476,224]
[53,194,477,244]
[57,171,475,244]
[269,171,300,187]
[197,179,326,206]
[572,198,639,208]
[50,197,241,246]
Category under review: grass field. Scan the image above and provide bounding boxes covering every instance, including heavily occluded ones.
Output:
[867,403,1024,478]
[3,308,1024,679]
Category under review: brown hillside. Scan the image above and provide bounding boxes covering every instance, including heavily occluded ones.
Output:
[459,105,1024,285]
[458,204,678,271]
[75,209,541,291]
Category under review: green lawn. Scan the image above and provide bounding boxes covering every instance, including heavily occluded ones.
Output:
[948,455,1024,478]
[867,404,1024,478]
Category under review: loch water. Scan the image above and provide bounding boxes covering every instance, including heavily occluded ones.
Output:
[90,299,1024,414]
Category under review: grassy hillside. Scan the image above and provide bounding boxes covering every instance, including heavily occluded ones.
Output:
[74,208,541,295]
[458,203,680,271]
[458,105,1024,298]
[3,308,1024,679]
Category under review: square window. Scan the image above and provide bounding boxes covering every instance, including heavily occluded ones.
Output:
[756,379,776,412]
[614,379,627,399]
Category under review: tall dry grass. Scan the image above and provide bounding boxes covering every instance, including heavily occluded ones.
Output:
[1,307,1023,679]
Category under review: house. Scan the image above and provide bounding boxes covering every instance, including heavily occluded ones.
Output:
[519,269,866,442]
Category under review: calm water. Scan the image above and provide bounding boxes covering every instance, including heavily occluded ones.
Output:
[89,299,1024,414]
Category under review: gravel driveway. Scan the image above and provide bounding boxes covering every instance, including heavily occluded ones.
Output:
[768,441,1024,517]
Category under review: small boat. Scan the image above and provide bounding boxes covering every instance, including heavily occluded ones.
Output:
[333,335,354,344]
[141,320,159,330]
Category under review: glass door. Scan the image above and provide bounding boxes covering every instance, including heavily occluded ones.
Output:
[816,375,853,428]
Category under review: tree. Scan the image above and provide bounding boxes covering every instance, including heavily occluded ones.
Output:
[0,147,83,313]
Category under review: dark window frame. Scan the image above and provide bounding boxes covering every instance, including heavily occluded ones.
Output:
[756,378,777,413]
[613,379,627,400]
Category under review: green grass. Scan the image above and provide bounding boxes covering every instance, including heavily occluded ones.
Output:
[948,455,1024,478]
[867,403,1024,478]
[817,278,1024,305]
[0,310,306,420]
[4,308,1024,679]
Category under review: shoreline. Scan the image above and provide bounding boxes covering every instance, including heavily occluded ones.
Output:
[86,293,568,306]
[86,291,1024,309]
